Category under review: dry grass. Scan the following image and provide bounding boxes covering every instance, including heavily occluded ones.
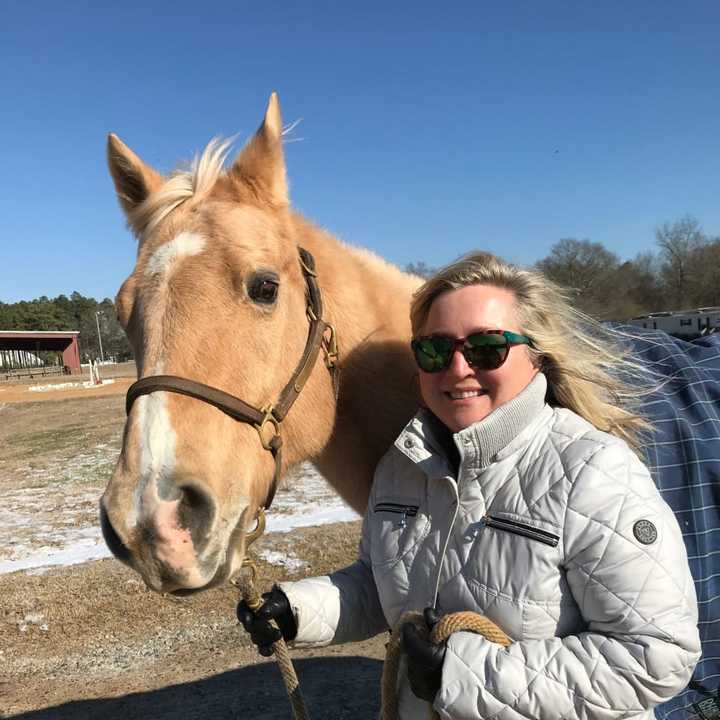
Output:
[0,394,126,491]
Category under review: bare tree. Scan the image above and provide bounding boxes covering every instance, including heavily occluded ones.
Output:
[404,261,436,279]
[536,238,620,318]
[655,215,705,308]
[688,238,720,307]
[617,252,665,316]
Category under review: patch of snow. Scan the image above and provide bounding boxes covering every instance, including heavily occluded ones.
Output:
[0,531,111,574]
[0,463,360,575]
[28,379,116,393]
[257,549,307,571]
[266,507,359,532]
[18,612,48,632]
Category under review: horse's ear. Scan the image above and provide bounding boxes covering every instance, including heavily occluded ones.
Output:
[230,92,288,206]
[107,134,163,217]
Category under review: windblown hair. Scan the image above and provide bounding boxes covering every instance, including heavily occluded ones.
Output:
[131,138,234,236]
[410,251,652,451]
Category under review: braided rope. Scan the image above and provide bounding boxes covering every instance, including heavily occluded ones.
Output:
[381,610,512,720]
[235,573,310,720]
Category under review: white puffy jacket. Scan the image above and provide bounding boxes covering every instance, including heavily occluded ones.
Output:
[280,374,700,719]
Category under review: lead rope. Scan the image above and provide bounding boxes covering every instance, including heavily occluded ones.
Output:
[232,509,310,720]
[381,611,512,720]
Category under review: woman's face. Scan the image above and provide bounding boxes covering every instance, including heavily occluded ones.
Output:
[417,283,539,432]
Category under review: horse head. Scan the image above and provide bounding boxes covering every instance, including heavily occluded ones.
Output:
[101,95,341,595]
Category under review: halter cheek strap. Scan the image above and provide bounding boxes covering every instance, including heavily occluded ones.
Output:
[125,247,338,511]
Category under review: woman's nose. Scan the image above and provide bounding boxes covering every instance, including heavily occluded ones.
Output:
[447,347,474,376]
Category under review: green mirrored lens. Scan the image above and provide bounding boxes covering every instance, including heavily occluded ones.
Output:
[464,344,507,369]
[463,333,508,369]
[414,338,453,372]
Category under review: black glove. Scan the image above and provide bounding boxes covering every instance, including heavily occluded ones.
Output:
[401,607,446,702]
[237,585,298,657]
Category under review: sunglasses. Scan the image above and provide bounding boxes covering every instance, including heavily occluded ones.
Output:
[411,330,533,373]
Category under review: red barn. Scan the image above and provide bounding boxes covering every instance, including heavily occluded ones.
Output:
[0,331,82,377]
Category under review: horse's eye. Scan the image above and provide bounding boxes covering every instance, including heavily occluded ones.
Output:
[248,273,279,305]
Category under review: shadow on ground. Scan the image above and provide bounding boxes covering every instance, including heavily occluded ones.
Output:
[4,656,383,720]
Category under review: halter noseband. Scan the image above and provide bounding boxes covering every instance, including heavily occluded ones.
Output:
[125,246,338,511]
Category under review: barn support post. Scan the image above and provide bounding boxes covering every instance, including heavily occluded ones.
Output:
[62,337,81,374]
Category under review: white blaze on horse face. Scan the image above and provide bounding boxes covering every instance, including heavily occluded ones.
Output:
[133,391,178,521]
[137,229,207,493]
[145,231,206,277]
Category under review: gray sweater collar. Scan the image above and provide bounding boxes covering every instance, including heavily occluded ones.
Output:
[455,372,548,468]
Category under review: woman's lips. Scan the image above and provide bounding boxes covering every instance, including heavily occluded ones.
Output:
[445,389,487,400]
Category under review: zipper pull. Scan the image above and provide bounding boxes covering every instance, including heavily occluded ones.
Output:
[469,519,483,540]
[398,508,408,529]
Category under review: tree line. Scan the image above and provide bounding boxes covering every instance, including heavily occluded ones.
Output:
[1,214,717,360]
[0,292,131,362]
[407,214,720,321]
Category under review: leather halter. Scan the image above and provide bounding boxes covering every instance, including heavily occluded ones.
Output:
[125,246,338,512]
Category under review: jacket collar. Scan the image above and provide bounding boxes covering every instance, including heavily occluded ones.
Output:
[395,373,548,475]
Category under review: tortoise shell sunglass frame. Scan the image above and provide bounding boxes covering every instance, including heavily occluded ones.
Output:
[411,330,533,373]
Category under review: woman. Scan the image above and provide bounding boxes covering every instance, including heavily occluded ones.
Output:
[239,251,700,719]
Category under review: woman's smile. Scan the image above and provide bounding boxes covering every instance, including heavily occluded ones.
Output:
[445,388,487,401]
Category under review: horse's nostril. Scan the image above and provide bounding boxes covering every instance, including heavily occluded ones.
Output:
[178,484,217,548]
[100,503,133,564]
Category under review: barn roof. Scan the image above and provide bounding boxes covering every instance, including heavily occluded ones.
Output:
[0,330,79,338]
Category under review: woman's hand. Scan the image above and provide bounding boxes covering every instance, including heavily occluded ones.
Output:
[401,607,446,702]
[236,585,298,657]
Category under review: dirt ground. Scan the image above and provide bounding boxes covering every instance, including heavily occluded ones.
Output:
[1,523,387,720]
[0,368,388,719]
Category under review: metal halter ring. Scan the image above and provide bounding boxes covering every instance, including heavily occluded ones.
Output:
[245,508,267,547]
[254,406,280,451]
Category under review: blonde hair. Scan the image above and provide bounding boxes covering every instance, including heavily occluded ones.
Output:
[410,251,652,451]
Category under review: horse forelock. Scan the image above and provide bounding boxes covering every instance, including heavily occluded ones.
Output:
[130,137,236,238]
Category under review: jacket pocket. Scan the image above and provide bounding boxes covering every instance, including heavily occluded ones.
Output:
[370,497,430,568]
[373,502,419,522]
[484,515,559,547]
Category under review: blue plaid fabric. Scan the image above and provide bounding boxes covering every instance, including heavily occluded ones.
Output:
[615,327,720,719]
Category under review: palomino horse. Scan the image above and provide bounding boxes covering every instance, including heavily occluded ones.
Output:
[101,93,422,594]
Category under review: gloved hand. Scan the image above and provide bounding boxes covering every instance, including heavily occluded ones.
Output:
[236,585,298,657]
[401,607,446,702]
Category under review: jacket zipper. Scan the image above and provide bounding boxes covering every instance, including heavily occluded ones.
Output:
[374,503,418,528]
[374,502,418,516]
[483,515,559,547]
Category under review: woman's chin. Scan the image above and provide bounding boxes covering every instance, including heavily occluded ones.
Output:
[441,398,493,432]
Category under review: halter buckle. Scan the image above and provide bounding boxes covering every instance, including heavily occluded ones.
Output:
[322,323,338,370]
[254,405,280,451]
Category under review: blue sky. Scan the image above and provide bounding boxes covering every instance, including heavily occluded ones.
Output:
[2,0,719,303]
